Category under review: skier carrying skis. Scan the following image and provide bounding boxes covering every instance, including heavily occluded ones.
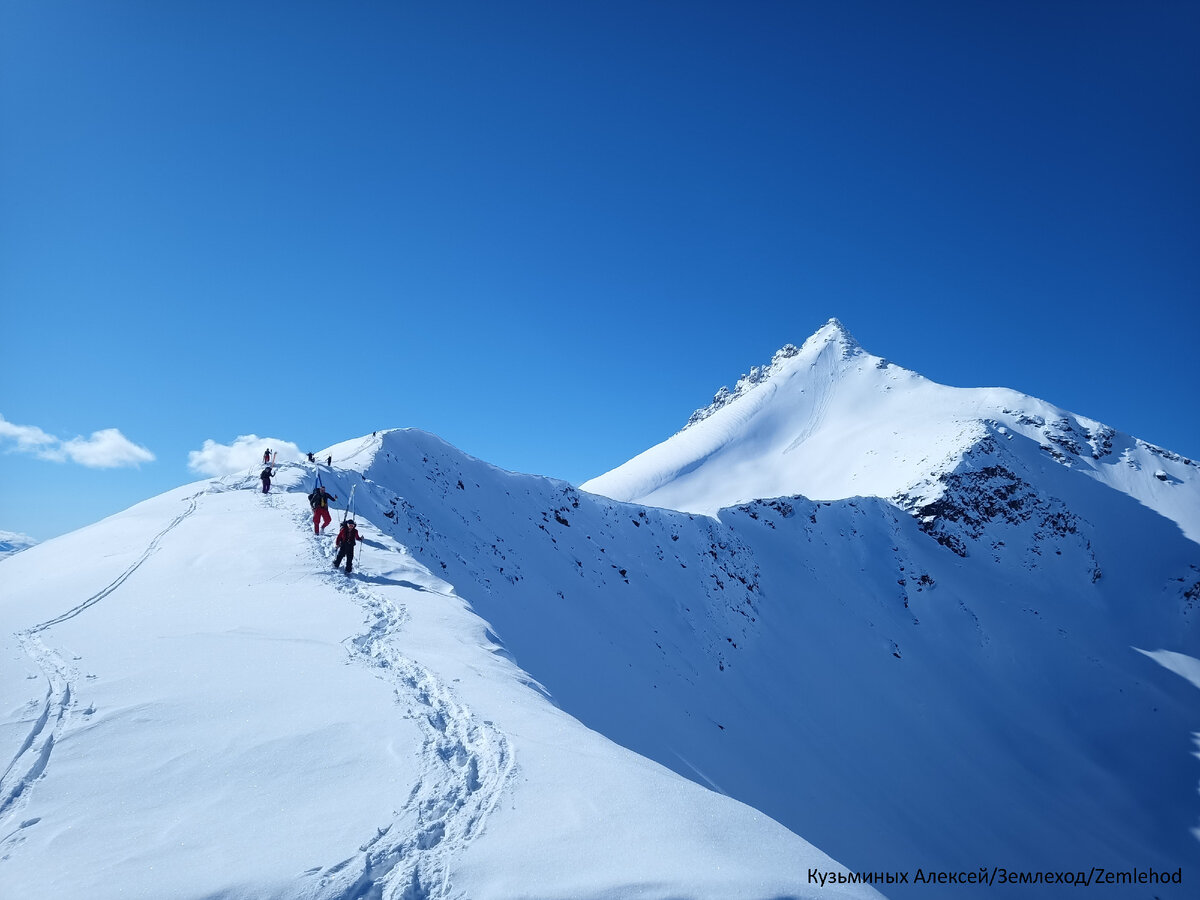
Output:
[308,485,338,534]
[260,466,273,494]
[263,448,272,464]
[333,520,362,575]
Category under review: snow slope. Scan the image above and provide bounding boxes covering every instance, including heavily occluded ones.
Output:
[0,462,874,900]
[581,318,1200,545]
[3,321,1198,898]
[330,428,1199,897]
[569,321,1200,892]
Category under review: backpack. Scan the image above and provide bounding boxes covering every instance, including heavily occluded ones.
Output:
[308,490,320,510]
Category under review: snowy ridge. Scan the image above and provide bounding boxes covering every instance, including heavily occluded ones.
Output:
[685,342,803,428]
[279,493,516,900]
[335,428,1198,895]
[2,320,1199,897]
[684,319,861,430]
[582,320,1200,547]
[0,459,872,900]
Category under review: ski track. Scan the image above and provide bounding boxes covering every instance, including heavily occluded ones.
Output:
[3,475,514,895]
[1,479,234,846]
[296,499,515,900]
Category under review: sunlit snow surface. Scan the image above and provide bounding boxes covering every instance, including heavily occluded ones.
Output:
[0,462,872,899]
[582,319,1200,544]
[3,321,1199,898]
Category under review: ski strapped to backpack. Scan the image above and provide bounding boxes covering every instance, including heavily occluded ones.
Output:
[309,467,340,512]
[342,483,364,566]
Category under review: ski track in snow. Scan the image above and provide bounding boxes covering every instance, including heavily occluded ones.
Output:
[781,371,832,456]
[0,479,231,844]
[293,496,515,900]
[4,474,514,896]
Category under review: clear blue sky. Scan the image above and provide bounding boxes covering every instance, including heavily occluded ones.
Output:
[3,0,1197,541]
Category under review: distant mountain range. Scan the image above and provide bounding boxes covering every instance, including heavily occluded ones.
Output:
[0,530,37,560]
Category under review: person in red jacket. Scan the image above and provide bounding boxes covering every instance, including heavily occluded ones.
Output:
[308,486,338,534]
[333,520,362,574]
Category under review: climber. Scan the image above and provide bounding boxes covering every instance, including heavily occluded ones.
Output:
[308,485,338,534]
[333,520,362,575]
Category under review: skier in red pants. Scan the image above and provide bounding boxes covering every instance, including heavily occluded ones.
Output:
[308,486,338,534]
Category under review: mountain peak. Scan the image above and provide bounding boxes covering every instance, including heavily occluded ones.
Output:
[683,319,863,431]
[805,317,861,356]
[583,324,1200,544]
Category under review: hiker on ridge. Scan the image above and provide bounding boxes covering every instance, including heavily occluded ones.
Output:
[333,520,362,575]
[260,466,273,494]
[309,485,338,534]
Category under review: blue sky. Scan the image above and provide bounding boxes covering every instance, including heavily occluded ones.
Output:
[3,0,1197,541]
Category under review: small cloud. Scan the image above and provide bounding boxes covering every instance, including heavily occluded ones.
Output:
[0,415,58,452]
[57,428,156,468]
[0,414,155,469]
[187,434,303,476]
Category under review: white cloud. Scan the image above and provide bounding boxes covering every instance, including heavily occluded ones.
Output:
[187,434,303,476]
[0,414,155,469]
[0,415,58,452]
[57,428,156,468]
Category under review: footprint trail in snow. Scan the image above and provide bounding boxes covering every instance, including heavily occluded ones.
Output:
[296,501,515,900]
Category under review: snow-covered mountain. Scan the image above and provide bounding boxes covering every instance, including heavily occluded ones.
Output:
[0,530,36,560]
[0,445,875,899]
[2,321,1198,898]
[582,318,1200,543]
